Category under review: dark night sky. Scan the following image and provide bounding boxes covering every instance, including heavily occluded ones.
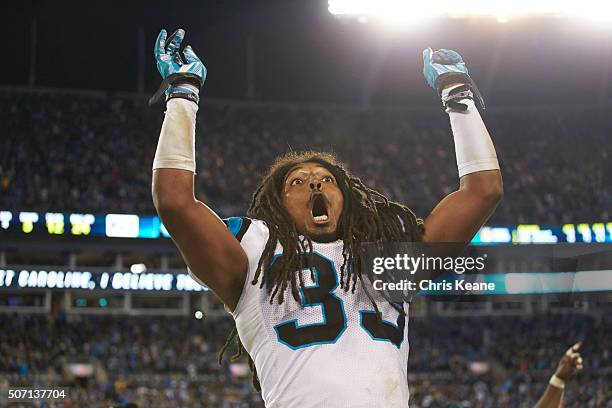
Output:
[4,0,612,105]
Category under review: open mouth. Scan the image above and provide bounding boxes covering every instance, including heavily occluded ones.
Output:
[310,194,330,224]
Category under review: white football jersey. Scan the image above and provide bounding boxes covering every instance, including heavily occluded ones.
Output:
[225,217,410,408]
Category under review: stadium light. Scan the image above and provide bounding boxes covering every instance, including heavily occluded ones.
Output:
[328,0,612,22]
[130,263,147,274]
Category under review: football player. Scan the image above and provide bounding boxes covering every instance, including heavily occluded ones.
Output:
[151,28,502,407]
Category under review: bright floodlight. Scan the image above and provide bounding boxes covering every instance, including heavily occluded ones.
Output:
[328,0,612,22]
[130,263,147,274]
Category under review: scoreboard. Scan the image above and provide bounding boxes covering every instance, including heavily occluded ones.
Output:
[1,210,170,239]
[1,209,612,244]
[472,223,612,244]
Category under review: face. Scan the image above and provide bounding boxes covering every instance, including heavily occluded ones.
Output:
[281,162,344,242]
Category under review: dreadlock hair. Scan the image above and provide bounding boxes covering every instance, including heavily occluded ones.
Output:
[218,151,424,391]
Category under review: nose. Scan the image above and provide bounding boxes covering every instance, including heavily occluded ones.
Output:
[309,181,322,191]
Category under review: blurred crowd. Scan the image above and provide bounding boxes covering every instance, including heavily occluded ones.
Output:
[409,374,610,408]
[0,312,609,407]
[1,89,610,225]
[0,314,259,408]
[408,314,611,407]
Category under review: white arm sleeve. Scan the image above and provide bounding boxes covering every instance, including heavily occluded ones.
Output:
[444,89,500,178]
[152,98,198,172]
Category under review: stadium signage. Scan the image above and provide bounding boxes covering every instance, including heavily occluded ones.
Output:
[0,268,208,292]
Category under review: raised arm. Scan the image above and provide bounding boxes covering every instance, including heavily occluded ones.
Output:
[533,342,583,408]
[151,29,247,310]
[420,49,503,244]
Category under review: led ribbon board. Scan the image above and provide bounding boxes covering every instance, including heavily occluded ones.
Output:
[1,210,611,244]
[0,268,208,292]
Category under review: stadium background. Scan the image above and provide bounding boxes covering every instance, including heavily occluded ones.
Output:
[1,0,611,407]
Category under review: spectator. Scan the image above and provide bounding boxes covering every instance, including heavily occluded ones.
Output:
[1,89,609,224]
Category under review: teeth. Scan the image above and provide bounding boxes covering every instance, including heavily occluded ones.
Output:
[313,215,329,222]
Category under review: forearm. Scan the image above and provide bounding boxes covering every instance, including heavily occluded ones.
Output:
[444,85,500,180]
[534,385,564,408]
[452,95,505,212]
[151,98,198,211]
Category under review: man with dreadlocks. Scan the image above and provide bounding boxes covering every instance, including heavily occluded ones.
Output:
[151,29,502,407]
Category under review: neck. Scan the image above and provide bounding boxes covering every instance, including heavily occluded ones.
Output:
[308,231,340,243]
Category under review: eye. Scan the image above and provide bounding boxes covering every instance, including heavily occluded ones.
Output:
[322,176,334,183]
[290,178,303,186]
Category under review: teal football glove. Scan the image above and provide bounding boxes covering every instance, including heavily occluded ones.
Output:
[422,48,485,110]
[149,28,207,106]
[422,48,468,91]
